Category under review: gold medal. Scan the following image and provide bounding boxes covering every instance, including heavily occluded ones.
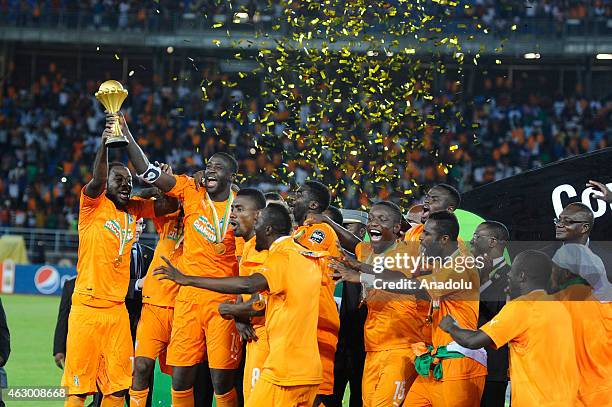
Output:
[113,212,130,268]
[203,192,233,257]
[252,298,266,311]
[214,242,226,255]
[251,293,266,311]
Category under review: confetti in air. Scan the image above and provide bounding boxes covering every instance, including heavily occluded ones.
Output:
[211,0,494,207]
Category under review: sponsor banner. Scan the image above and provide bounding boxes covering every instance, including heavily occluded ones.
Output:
[0,262,76,296]
[462,148,612,242]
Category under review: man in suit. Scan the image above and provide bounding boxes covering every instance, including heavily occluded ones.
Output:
[470,221,510,407]
[328,209,369,407]
[53,277,75,370]
[125,218,155,339]
[543,202,611,284]
[0,298,10,407]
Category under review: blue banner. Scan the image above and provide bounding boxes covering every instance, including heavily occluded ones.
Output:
[10,264,76,295]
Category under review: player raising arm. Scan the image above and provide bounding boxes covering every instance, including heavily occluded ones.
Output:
[113,113,243,407]
[155,204,325,406]
[62,120,175,407]
[439,250,579,407]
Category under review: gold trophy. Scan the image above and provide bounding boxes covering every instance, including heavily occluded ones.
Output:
[95,80,129,147]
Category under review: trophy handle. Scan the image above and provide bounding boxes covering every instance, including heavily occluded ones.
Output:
[105,113,129,148]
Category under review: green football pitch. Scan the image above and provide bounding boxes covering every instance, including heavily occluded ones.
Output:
[0,295,352,407]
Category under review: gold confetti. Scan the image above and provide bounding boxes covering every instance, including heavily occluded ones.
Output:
[214,0,493,208]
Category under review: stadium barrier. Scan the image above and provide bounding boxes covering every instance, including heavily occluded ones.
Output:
[0,260,76,295]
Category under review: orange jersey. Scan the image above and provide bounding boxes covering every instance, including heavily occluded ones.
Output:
[356,241,429,352]
[259,236,323,386]
[239,236,269,329]
[293,223,341,348]
[293,223,340,394]
[235,236,245,259]
[405,223,470,256]
[166,175,239,301]
[556,283,612,404]
[75,188,155,303]
[418,250,487,380]
[481,290,578,406]
[142,210,183,307]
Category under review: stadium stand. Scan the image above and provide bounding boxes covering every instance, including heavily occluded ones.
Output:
[1,63,610,230]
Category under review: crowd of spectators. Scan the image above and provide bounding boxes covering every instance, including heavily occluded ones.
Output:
[1,0,611,34]
[1,60,611,230]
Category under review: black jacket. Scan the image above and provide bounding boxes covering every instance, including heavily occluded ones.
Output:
[478,263,510,382]
[125,242,154,340]
[0,298,10,366]
[335,281,367,367]
[53,277,75,356]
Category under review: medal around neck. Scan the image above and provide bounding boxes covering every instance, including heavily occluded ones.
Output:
[204,192,234,255]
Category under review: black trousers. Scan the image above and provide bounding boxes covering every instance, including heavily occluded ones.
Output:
[322,352,366,407]
[194,362,215,407]
[480,380,508,407]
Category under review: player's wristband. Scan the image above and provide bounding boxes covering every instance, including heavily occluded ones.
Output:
[359,273,376,288]
[138,163,162,184]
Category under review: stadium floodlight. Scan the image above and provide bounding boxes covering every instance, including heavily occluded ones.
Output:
[167,46,174,54]
[524,53,541,59]
[596,53,612,60]
[233,12,249,24]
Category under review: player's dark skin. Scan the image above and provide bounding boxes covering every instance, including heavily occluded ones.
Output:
[290,185,362,252]
[153,209,286,296]
[330,216,457,300]
[438,251,547,349]
[76,120,175,401]
[329,204,403,282]
[420,185,458,223]
[132,165,179,392]
[345,222,367,240]
[221,194,266,342]
[116,113,238,394]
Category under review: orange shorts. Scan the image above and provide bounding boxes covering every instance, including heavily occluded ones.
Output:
[167,298,242,368]
[404,374,485,407]
[578,388,612,407]
[243,326,269,402]
[245,377,318,407]
[318,347,336,395]
[361,348,418,407]
[135,304,174,375]
[317,331,338,395]
[61,302,132,395]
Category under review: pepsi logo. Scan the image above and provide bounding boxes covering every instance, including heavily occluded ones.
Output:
[34,266,60,295]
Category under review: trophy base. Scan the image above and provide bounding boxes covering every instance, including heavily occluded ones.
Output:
[105,136,129,148]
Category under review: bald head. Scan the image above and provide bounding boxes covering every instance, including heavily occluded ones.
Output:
[508,250,552,298]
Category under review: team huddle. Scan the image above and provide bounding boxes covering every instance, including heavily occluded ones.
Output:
[61,113,611,407]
